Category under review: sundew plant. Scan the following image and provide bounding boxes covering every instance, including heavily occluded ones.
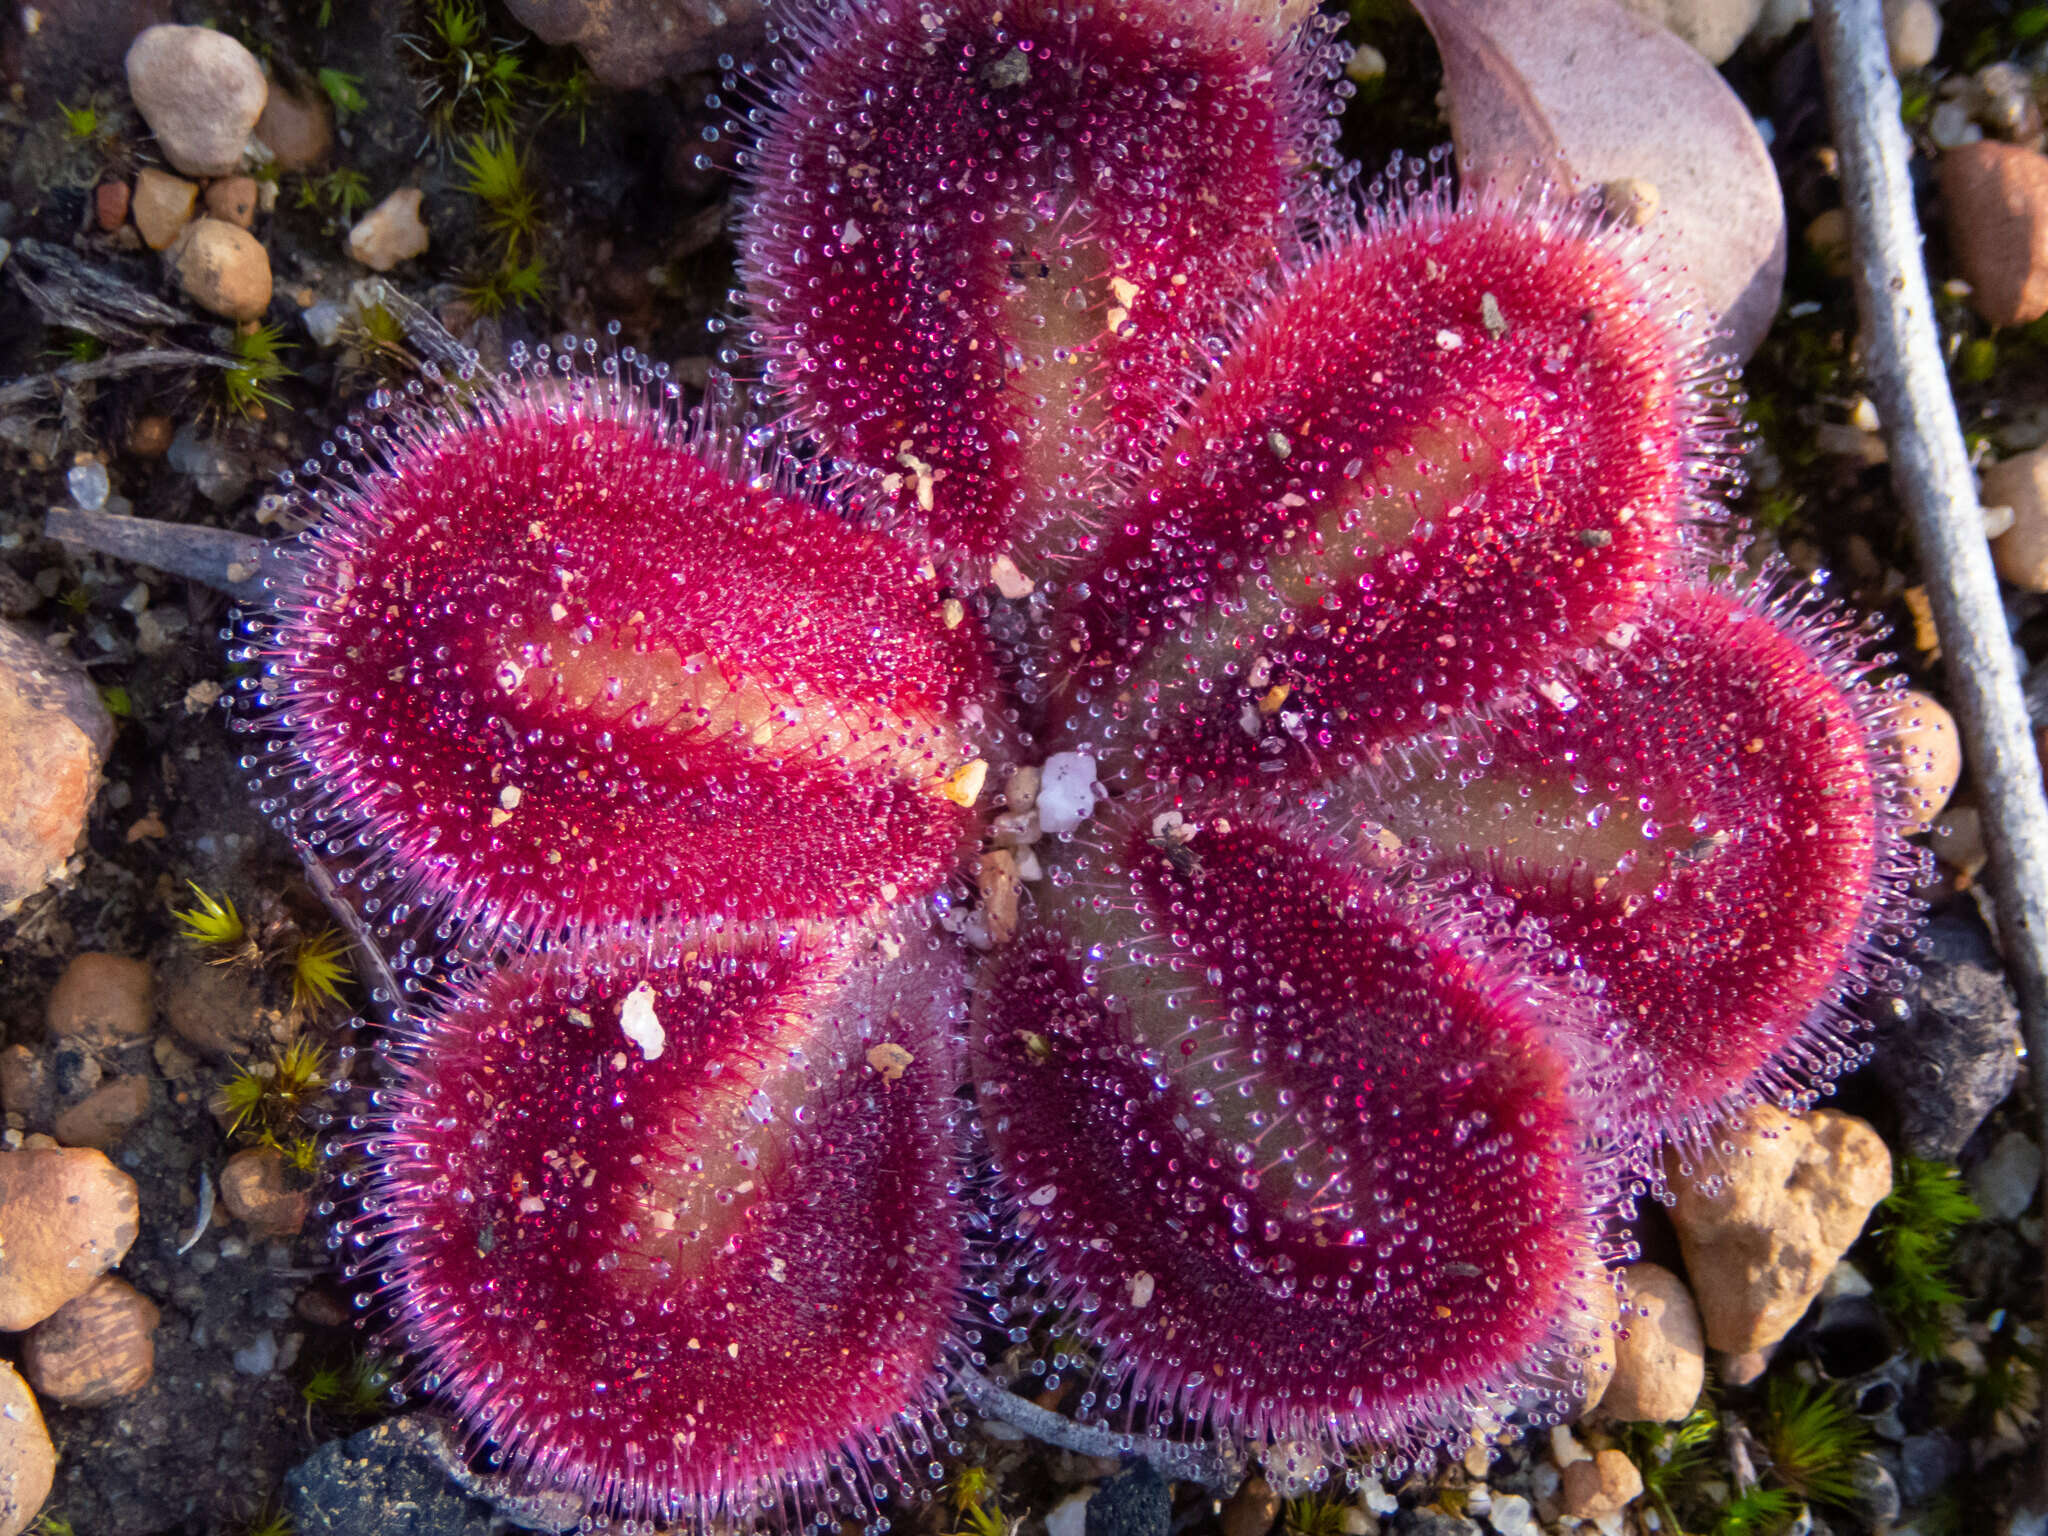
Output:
[224,0,1932,1527]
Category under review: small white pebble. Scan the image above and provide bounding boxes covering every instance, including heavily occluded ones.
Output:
[1550,1424,1592,1467]
[1345,42,1386,83]
[619,981,665,1062]
[1490,1492,1536,1536]
[1358,1476,1398,1516]
[1036,752,1102,835]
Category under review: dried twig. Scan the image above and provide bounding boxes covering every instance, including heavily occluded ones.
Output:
[0,346,236,415]
[7,237,189,340]
[952,1367,1240,1493]
[43,506,282,606]
[1812,0,2048,1496]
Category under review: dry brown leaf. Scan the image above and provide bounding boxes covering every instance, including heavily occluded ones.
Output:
[1414,0,1787,360]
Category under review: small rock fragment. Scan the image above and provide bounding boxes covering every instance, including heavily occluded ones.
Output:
[20,1275,159,1405]
[47,952,154,1046]
[1489,1493,1535,1536]
[126,414,175,459]
[1669,1106,1894,1354]
[1985,447,2048,592]
[1221,1476,1280,1536]
[1046,1488,1094,1536]
[1037,752,1102,836]
[1872,909,2023,1160]
[1884,0,1940,71]
[163,953,265,1059]
[346,188,430,272]
[1600,176,1660,228]
[1345,43,1387,84]
[1615,0,1766,64]
[1086,1461,1168,1536]
[233,1329,280,1376]
[0,620,115,919]
[501,0,765,89]
[203,174,260,229]
[289,1417,504,1536]
[1600,1262,1705,1423]
[254,86,334,171]
[172,217,272,321]
[0,1145,141,1330]
[1970,1130,2041,1221]
[1558,1449,1643,1520]
[1940,141,2048,327]
[1893,688,1960,831]
[124,23,268,177]
[94,179,131,233]
[0,1049,49,1123]
[1804,206,1853,277]
[131,166,197,250]
[221,1145,312,1239]
[0,1362,54,1536]
[52,1076,151,1150]
[977,849,1022,944]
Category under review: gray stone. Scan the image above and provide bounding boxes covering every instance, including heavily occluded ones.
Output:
[1970,1130,2041,1222]
[1850,1456,1901,1525]
[502,0,765,89]
[1086,1462,1169,1536]
[1393,1512,1480,1536]
[1898,1432,1962,1505]
[1871,911,2024,1160]
[287,1418,499,1536]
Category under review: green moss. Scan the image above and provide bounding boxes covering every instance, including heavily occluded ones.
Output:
[1762,1379,1872,1510]
[1871,1157,1980,1358]
[222,322,296,419]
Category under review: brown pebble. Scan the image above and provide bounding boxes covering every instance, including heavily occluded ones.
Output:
[1598,1262,1705,1423]
[1220,1476,1280,1536]
[221,1145,311,1239]
[0,1361,54,1536]
[1940,141,2048,326]
[1560,1448,1644,1520]
[163,953,266,1060]
[294,1285,351,1328]
[1719,1346,1773,1385]
[1805,207,1853,279]
[0,1146,141,1331]
[977,849,1022,945]
[20,1275,158,1406]
[1893,689,1961,832]
[1600,177,1660,228]
[0,620,114,920]
[131,165,197,252]
[94,179,132,232]
[203,174,260,229]
[253,86,333,171]
[345,187,430,272]
[170,216,272,321]
[0,1049,48,1123]
[47,952,154,1046]
[1985,447,2048,591]
[52,1076,152,1151]
[126,414,175,459]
